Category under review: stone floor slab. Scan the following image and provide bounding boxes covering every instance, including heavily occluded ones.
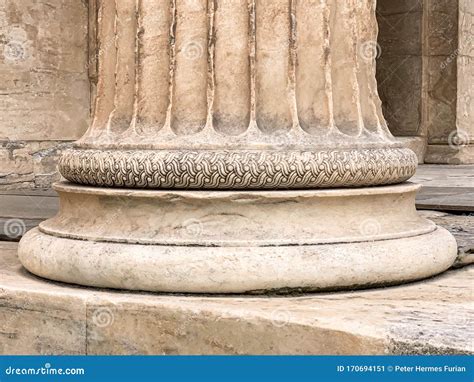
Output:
[419,211,474,267]
[416,187,474,212]
[0,190,58,241]
[1,242,472,355]
[412,165,474,188]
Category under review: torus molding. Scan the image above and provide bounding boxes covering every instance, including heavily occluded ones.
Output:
[59,148,417,190]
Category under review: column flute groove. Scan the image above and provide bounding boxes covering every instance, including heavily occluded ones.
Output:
[206,0,216,133]
[164,0,177,134]
[289,0,299,131]
[128,0,140,136]
[322,0,336,133]
[249,0,257,126]
[349,0,365,137]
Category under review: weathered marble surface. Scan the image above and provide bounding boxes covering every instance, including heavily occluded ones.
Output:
[424,0,474,164]
[81,0,393,147]
[0,0,90,189]
[376,0,423,138]
[425,145,474,165]
[457,0,474,140]
[419,210,474,268]
[377,0,474,164]
[1,0,473,193]
[0,141,71,190]
[16,1,457,293]
[413,165,474,212]
[62,0,417,191]
[18,182,457,293]
[1,241,472,355]
[413,165,474,266]
[0,188,58,241]
[412,165,474,188]
[0,0,89,141]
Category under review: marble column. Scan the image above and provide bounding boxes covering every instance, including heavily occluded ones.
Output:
[18,0,457,293]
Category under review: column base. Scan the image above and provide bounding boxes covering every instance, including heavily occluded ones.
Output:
[18,182,457,293]
[425,144,474,165]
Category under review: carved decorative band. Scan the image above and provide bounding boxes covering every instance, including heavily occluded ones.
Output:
[59,148,417,189]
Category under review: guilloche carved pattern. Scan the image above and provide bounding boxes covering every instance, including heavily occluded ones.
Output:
[59,148,417,190]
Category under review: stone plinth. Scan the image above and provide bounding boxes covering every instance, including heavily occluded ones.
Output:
[19,182,456,293]
[18,0,457,293]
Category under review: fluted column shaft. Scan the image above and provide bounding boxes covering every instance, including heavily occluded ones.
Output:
[59,0,417,189]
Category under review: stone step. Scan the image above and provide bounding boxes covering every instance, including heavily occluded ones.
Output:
[0,190,58,241]
[0,241,471,355]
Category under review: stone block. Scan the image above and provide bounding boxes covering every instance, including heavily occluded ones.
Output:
[377,12,422,57]
[0,242,471,355]
[376,56,422,136]
[426,56,458,145]
[426,6,459,56]
[376,0,422,15]
[0,141,71,190]
[0,0,89,141]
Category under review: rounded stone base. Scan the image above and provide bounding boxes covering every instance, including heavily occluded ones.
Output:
[18,182,457,293]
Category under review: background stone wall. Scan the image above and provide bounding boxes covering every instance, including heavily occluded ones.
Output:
[457,0,474,148]
[376,0,423,138]
[0,0,89,189]
[423,0,473,163]
[377,0,473,164]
